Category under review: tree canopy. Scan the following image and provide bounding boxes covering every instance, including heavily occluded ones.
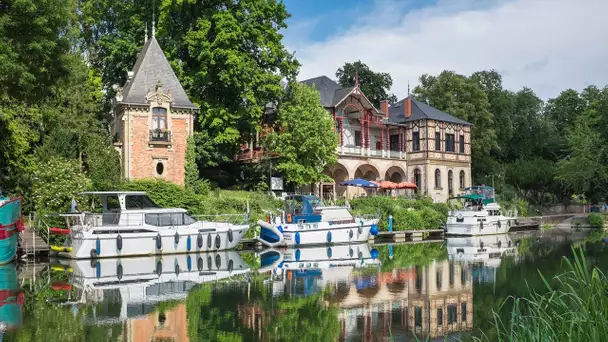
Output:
[266,82,338,186]
[336,60,398,107]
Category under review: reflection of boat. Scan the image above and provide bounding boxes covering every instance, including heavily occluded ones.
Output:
[258,244,380,297]
[446,235,517,283]
[0,263,24,332]
[446,186,517,236]
[50,251,249,324]
[257,195,379,247]
[0,195,23,264]
[50,191,249,259]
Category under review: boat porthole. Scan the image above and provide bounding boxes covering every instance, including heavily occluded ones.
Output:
[480,241,484,249]
[498,220,501,228]
[207,234,212,248]
[498,240,502,248]
[187,255,192,271]
[358,226,363,234]
[187,236,192,251]
[508,241,512,247]
[197,234,203,249]
[327,231,332,243]
[295,232,301,245]
[156,261,163,277]
[295,249,301,262]
[117,264,123,280]
[156,234,162,250]
[90,249,98,259]
[349,230,353,239]
[359,251,363,259]
[90,258,99,269]
[507,220,511,227]
[116,234,123,251]
[480,221,484,230]
[207,256,212,270]
[215,254,221,268]
[197,257,203,271]
[228,229,233,243]
[174,232,180,245]
[95,237,101,256]
[228,259,234,273]
[175,263,180,276]
[327,247,332,258]
[349,248,354,257]
[215,235,221,249]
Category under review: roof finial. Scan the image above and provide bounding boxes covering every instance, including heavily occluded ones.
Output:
[145,22,148,43]
[354,70,359,87]
[152,0,156,37]
[407,81,410,96]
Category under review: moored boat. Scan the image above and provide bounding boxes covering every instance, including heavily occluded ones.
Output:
[49,191,250,259]
[257,195,380,247]
[0,194,23,264]
[445,186,517,236]
[0,263,24,333]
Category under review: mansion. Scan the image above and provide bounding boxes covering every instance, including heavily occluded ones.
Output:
[242,76,472,203]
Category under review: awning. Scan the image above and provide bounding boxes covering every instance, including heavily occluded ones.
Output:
[340,178,379,188]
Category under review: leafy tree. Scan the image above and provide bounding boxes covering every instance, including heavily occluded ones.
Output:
[185,135,210,195]
[545,89,586,134]
[336,60,397,106]
[266,82,338,186]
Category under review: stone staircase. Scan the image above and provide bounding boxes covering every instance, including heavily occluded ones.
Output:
[19,228,49,256]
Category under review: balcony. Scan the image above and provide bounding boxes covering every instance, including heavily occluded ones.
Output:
[149,130,171,145]
[339,145,405,160]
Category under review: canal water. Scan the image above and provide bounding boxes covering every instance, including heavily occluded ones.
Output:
[2,230,607,341]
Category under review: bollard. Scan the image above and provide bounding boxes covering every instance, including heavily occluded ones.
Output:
[388,215,393,232]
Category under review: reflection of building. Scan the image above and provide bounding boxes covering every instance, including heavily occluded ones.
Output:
[126,304,188,342]
[335,260,473,341]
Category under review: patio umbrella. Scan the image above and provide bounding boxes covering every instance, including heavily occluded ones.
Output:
[397,181,417,189]
[340,178,379,188]
[378,181,398,189]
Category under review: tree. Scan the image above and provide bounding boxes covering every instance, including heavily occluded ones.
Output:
[185,136,210,195]
[336,60,397,106]
[412,71,496,180]
[266,83,338,186]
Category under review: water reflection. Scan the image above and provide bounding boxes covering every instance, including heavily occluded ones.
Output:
[0,263,23,336]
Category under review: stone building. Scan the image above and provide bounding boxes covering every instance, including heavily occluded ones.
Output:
[112,36,196,185]
[239,75,472,203]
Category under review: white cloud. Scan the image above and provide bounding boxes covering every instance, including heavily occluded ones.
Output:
[285,0,608,99]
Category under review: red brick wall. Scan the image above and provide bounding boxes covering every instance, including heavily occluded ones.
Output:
[128,113,189,185]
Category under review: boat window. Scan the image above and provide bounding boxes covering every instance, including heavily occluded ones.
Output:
[106,196,121,210]
[125,195,159,210]
[145,212,197,226]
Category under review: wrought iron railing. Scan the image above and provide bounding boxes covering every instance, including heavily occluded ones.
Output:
[149,129,171,143]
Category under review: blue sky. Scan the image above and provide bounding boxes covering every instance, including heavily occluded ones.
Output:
[280,0,608,99]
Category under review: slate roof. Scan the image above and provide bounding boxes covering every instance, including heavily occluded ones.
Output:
[388,97,472,126]
[300,76,343,107]
[120,36,196,109]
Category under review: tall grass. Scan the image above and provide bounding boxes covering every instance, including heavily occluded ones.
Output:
[472,247,608,341]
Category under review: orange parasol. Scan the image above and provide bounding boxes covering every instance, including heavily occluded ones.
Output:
[397,181,417,189]
[378,181,398,189]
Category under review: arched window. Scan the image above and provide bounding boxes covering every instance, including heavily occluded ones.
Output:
[459,170,465,190]
[448,170,454,196]
[435,169,441,188]
[413,168,421,193]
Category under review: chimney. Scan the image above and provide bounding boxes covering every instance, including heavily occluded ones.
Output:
[379,100,389,118]
[404,97,412,118]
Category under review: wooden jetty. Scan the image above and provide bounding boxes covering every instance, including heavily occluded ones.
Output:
[18,226,50,258]
[374,229,444,243]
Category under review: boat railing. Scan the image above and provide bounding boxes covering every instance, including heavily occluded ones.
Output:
[356,213,381,221]
[192,214,249,226]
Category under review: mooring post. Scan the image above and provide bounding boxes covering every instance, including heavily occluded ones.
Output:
[388,215,393,232]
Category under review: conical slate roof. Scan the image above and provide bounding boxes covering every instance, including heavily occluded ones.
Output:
[120,36,196,109]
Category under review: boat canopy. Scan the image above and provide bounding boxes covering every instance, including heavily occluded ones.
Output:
[451,186,496,205]
[284,195,322,223]
[450,194,484,201]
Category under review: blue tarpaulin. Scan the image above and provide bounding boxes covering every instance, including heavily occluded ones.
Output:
[340,178,378,188]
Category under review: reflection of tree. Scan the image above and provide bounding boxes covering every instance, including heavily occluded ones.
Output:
[186,280,341,342]
[379,243,447,271]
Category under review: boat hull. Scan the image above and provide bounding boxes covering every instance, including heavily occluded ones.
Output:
[257,219,378,247]
[0,198,21,264]
[54,225,250,259]
[0,263,23,330]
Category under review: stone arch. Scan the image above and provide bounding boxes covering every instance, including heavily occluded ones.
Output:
[354,164,380,181]
[385,165,406,183]
[325,163,350,197]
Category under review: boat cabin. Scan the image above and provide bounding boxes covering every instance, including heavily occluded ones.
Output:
[284,195,322,223]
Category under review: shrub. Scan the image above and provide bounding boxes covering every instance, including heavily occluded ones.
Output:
[350,196,446,231]
[587,213,604,228]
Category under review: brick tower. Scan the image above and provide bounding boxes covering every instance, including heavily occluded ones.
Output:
[112,36,196,185]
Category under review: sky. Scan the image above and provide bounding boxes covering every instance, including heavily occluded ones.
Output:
[281,0,608,100]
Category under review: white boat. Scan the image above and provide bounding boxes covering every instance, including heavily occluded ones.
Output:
[257,195,380,247]
[48,251,249,324]
[257,244,381,297]
[49,191,250,259]
[445,186,517,236]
